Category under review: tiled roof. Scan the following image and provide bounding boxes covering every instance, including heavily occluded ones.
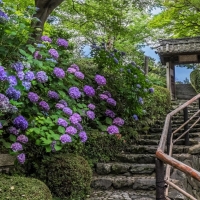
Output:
[156,37,200,55]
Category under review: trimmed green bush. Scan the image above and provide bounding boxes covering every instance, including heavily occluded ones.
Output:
[0,175,52,200]
[37,154,92,200]
[190,70,200,93]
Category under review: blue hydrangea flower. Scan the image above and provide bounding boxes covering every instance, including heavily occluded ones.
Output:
[8,75,17,86]
[6,87,21,100]
[25,71,35,81]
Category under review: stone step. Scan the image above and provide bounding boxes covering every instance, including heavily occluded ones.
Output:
[125,145,190,154]
[87,189,156,200]
[136,138,198,146]
[116,154,155,164]
[91,175,156,190]
[138,132,200,140]
[96,163,155,175]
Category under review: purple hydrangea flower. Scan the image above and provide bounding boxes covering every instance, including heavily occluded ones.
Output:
[103,91,111,98]
[113,117,124,127]
[6,87,21,100]
[113,57,119,64]
[107,125,119,134]
[59,100,68,107]
[106,98,116,106]
[133,114,138,120]
[65,126,77,135]
[86,110,95,120]
[49,48,59,59]
[68,87,81,99]
[53,67,65,78]
[28,92,39,103]
[41,35,52,43]
[67,67,76,74]
[75,123,83,131]
[17,134,28,143]
[60,134,72,144]
[11,142,23,152]
[51,141,56,152]
[63,107,73,116]
[48,90,59,99]
[95,75,106,85]
[0,10,9,22]
[36,71,48,83]
[55,103,65,110]
[39,101,50,111]
[136,84,141,88]
[73,113,82,121]
[57,118,68,128]
[0,66,7,81]
[83,85,95,97]
[8,75,17,86]
[149,88,154,93]
[105,109,116,118]
[75,71,84,80]
[138,97,144,104]
[99,94,108,100]
[34,51,42,59]
[13,116,28,130]
[79,131,87,143]
[88,103,95,110]
[8,126,19,135]
[17,71,25,80]
[17,153,25,164]
[25,71,35,81]
[12,62,24,72]
[70,64,79,71]
[69,113,81,125]
[57,38,68,48]
[22,81,31,90]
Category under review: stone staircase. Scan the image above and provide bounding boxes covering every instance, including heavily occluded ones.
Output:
[88,100,200,200]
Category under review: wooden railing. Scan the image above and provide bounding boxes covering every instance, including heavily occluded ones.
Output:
[156,94,200,200]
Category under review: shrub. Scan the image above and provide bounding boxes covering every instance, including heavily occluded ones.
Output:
[190,69,200,93]
[35,154,92,200]
[0,175,52,200]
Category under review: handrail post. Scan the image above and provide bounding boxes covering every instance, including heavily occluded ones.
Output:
[184,107,189,146]
[167,120,172,154]
[156,158,165,200]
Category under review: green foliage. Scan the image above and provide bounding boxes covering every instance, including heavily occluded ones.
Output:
[149,0,200,38]
[34,154,92,200]
[0,175,52,200]
[190,69,200,93]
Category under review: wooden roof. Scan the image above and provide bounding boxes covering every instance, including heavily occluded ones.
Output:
[156,37,200,65]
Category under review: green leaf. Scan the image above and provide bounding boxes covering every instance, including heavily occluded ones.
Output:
[45,145,52,153]
[52,134,60,140]
[105,117,112,125]
[58,126,65,134]
[9,134,16,142]
[99,125,107,131]
[28,46,36,54]
[19,49,27,57]
[54,144,62,151]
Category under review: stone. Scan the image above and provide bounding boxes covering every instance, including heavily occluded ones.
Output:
[111,163,130,174]
[96,163,112,175]
[91,177,112,190]
[189,143,200,154]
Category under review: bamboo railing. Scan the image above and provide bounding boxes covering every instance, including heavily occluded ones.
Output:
[156,94,200,200]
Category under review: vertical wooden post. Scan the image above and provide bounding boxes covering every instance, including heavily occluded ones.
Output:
[166,62,171,93]
[156,158,165,200]
[184,107,189,146]
[167,120,172,154]
[144,56,149,75]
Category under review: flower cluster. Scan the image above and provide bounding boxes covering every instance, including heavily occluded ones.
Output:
[57,118,68,128]
[39,101,50,111]
[83,85,95,97]
[105,109,115,118]
[36,71,48,83]
[0,66,7,81]
[57,38,68,48]
[28,92,39,103]
[13,116,28,130]
[53,67,65,78]
[107,125,119,134]
[49,48,59,59]
[68,87,81,99]
[48,91,59,99]
[95,75,106,85]
[41,35,52,43]
[6,87,21,100]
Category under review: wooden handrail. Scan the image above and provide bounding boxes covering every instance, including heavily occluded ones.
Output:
[156,93,200,199]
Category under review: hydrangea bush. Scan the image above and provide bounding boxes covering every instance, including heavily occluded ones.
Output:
[0,2,154,165]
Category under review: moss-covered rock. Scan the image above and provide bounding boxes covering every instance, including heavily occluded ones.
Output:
[0,175,52,200]
[37,153,92,200]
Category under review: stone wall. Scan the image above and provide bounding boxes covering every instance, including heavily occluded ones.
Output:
[0,154,15,173]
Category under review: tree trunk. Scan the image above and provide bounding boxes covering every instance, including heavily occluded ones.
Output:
[31,0,64,41]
